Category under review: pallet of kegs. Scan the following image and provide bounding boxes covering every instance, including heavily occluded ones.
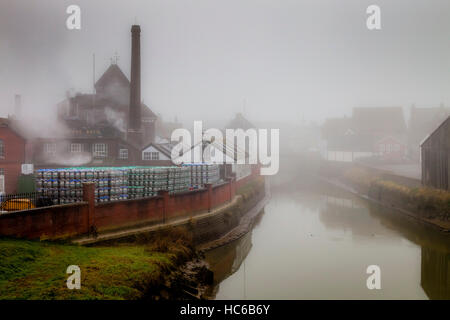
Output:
[35,165,198,203]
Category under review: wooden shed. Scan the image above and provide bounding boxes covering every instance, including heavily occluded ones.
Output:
[421,116,450,190]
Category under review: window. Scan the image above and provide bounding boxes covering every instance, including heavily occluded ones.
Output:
[92,143,107,158]
[0,169,4,194]
[0,139,4,159]
[143,151,159,160]
[69,102,78,117]
[119,149,128,160]
[380,144,385,153]
[386,144,391,153]
[44,143,56,155]
[70,143,83,153]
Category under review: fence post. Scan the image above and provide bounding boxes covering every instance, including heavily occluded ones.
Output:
[158,190,169,223]
[206,183,212,212]
[82,183,96,234]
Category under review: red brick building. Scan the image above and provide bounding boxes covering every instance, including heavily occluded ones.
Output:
[0,118,26,194]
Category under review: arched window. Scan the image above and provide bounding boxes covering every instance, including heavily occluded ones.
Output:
[0,139,4,159]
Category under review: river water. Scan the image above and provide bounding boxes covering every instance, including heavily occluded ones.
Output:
[205,175,450,300]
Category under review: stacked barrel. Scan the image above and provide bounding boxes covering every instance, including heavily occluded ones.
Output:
[35,165,220,204]
[186,164,220,189]
[35,167,130,204]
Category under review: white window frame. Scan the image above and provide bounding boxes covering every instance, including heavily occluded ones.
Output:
[143,151,151,160]
[0,171,4,194]
[143,151,159,160]
[44,143,56,155]
[92,143,107,158]
[70,143,83,153]
[119,148,128,160]
[0,139,4,159]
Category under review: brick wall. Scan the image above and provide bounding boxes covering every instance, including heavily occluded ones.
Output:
[0,203,89,239]
[95,196,164,232]
[0,165,260,240]
[0,126,26,194]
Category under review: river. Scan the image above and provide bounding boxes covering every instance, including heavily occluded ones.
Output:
[205,174,450,300]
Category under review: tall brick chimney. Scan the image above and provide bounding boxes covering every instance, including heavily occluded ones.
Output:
[128,25,142,147]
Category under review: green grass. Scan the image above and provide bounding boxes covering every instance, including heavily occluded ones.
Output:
[0,236,187,300]
[0,178,265,300]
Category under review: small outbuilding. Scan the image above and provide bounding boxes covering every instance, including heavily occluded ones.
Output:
[421,116,450,190]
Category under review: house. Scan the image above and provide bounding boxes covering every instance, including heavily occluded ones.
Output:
[225,113,256,130]
[322,107,408,163]
[30,127,141,168]
[29,25,153,168]
[352,107,407,162]
[408,104,450,162]
[57,64,157,147]
[421,116,450,190]
[141,142,176,166]
[0,118,26,194]
[322,117,375,162]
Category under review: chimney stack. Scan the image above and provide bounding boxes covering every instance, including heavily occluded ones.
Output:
[128,25,142,147]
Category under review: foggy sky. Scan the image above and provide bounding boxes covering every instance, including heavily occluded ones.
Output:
[1,0,450,129]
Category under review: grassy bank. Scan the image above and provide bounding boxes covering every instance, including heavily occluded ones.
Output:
[0,178,265,299]
[0,228,194,300]
[343,167,450,223]
[237,176,265,199]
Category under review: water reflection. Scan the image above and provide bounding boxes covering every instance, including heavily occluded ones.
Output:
[206,178,450,299]
[204,231,253,298]
[319,184,450,299]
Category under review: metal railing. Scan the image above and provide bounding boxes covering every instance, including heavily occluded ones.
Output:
[0,191,58,213]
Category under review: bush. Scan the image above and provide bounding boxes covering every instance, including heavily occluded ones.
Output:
[343,167,450,220]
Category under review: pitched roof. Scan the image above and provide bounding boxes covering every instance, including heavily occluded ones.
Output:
[352,107,406,135]
[141,103,157,119]
[94,64,130,90]
[225,113,256,130]
[0,117,26,141]
[409,106,450,144]
[326,132,374,152]
[421,115,450,147]
[321,117,352,139]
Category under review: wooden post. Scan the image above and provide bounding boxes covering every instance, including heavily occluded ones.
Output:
[158,190,169,223]
[82,182,96,234]
[205,183,212,212]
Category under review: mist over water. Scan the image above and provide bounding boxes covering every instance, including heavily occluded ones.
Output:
[205,160,450,300]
